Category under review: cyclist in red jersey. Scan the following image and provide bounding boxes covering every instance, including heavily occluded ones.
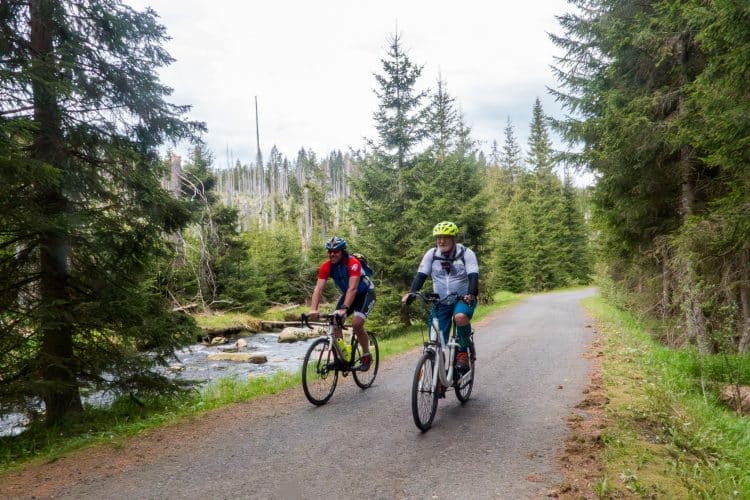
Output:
[309,236,375,370]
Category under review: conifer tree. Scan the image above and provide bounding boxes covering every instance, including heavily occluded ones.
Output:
[561,170,592,284]
[0,0,203,425]
[370,32,428,171]
[485,118,525,291]
[551,0,750,351]
[526,99,566,290]
[425,75,458,158]
[352,33,430,321]
[500,117,523,182]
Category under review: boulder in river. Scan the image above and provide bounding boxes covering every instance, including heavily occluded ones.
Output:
[278,326,326,343]
[207,352,268,364]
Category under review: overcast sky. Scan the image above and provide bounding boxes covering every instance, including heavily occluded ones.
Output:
[125,0,574,170]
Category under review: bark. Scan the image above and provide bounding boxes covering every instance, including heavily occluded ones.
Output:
[304,187,311,244]
[738,248,750,353]
[170,154,182,197]
[661,256,671,320]
[679,146,711,354]
[30,0,83,424]
[170,154,185,266]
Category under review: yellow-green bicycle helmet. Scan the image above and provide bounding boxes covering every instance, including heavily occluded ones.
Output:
[432,221,458,237]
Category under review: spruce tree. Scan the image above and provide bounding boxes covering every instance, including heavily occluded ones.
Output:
[352,33,430,321]
[370,32,428,171]
[500,117,523,182]
[485,118,525,291]
[526,99,567,290]
[425,75,458,158]
[550,0,750,351]
[0,0,203,425]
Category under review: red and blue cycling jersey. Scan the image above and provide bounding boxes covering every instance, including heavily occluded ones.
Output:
[318,255,373,295]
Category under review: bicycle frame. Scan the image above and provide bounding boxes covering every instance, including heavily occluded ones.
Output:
[418,293,473,389]
[410,291,476,430]
[427,313,458,388]
[300,312,380,405]
[302,313,352,369]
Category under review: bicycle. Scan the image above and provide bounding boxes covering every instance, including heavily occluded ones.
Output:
[300,313,380,406]
[406,292,476,431]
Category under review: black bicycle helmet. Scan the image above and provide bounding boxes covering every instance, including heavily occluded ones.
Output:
[325,236,347,251]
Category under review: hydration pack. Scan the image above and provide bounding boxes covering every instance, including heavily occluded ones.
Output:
[350,252,374,277]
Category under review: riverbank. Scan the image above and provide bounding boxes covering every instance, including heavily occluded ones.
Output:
[0,291,524,474]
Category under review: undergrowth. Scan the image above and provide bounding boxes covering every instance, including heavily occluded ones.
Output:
[584,296,750,498]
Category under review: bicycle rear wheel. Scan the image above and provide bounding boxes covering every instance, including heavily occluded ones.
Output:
[352,332,379,389]
[455,338,475,403]
[302,338,338,405]
[411,351,438,432]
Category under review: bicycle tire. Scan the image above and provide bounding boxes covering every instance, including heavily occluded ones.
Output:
[302,337,338,405]
[455,339,475,403]
[411,351,438,432]
[352,332,379,389]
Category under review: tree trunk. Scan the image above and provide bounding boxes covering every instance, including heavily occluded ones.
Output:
[738,248,750,353]
[661,256,671,320]
[679,146,711,354]
[31,0,83,424]
[170,154,185,266]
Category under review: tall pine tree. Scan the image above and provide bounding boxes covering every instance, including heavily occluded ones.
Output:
[0,0,203,425]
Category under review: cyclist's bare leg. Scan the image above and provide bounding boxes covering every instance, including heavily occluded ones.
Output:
[454,312,472,351]
[351,314,370,355]
[454,312,470,327]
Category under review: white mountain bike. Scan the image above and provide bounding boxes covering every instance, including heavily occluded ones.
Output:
[407,292,476,432]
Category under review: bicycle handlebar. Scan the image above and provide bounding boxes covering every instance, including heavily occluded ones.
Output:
[300,312,346,330]
[405,291,462,306]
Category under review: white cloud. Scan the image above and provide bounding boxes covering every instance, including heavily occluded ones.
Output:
[125,0,574,168]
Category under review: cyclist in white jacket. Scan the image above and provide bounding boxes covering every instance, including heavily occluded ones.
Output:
[402,221,479,375]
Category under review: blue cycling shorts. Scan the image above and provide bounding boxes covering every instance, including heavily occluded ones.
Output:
[432,299,475,345]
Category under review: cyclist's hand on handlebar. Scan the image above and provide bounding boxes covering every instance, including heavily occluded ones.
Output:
[402,292,416,305]
[462,294,475,304]
[334,308,348,318]
[308,310,319,320]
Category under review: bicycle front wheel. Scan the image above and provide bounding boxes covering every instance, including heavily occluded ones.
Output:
[411,351,438,432]
[455,337,475,403]
[352,332,379,389]
[302,338,338,405]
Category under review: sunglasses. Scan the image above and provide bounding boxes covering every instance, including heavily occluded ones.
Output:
[440,260,454,274]
[327,249,342,255]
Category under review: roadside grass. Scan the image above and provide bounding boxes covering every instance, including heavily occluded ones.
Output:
[583,296,750,498]
[0,290,525,475]
[192,311,260,330]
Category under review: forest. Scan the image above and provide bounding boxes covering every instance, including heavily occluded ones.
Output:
[0,0,747,438]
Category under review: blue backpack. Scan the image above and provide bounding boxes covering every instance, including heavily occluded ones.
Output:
[350,252,374,277]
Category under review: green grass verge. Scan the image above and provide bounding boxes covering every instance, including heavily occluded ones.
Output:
[192,311,260,329]
[583,295,750,498]
[0,290,525,475]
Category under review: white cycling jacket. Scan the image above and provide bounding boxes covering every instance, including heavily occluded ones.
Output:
[416,243,479,299]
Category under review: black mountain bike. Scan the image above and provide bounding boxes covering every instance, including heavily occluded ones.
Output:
[300,313,379,405]
[406,292,476,431]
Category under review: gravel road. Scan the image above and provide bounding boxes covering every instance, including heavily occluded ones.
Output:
[4,288,596,499]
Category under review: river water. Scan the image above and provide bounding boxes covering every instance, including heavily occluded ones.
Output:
[0,330,317,437]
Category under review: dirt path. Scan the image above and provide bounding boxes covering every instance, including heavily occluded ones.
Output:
[1,288,597,499]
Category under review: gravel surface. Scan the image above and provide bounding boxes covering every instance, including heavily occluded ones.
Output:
[1,288,596,499]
